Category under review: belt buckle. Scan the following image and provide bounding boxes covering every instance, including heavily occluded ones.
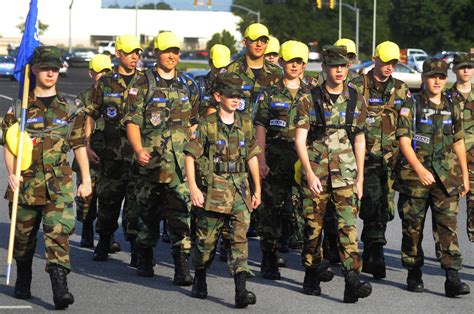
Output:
[228,161,236,173]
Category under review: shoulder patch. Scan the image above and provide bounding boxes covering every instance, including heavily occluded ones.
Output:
[400,108,410,116]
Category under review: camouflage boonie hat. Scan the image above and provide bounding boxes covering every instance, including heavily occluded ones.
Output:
[452,53,474,69]
[213,72,244,97]
[33,46,62,69]
[423,58,448,76]
[322,45,349,66]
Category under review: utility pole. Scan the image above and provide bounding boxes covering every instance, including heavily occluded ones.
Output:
[372,0,377,56]
[68,0,74,53]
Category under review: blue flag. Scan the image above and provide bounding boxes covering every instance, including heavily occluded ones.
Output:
[14,0,39,99]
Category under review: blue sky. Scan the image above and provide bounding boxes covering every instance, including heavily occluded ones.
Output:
[102,0,232,11]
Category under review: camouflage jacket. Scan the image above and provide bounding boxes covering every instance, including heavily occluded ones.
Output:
[448,84,474,169]
[350,69,410,164]
[1,93,86,205]
[87,69,144,167]
[122,69,199,183]
[225,56,282,116]
[199,70,220,115]
[295,83,367,188]
[254,77,311,142]
[184,112,260,214]
[395,91,464,196]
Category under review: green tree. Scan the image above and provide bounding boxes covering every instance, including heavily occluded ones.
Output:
[206,30,237,55]
[139,2,172,10]
[16,19,49,36]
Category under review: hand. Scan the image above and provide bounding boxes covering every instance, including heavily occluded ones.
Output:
[86,146,100,165]
[136,149,151,167]
[355,176,364,200]
[8,174,23,191]
[307,171,323,198]
[77,180,92,199]
[190,185,205,207]
[460,179,470,198]
[252,192,261,209]
[416,167,436,186]
[259,162,270,179]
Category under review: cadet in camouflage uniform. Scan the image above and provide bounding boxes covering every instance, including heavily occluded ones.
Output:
[264,35,280,65]
[350,41,410,279]
[448,53,474,242]
[86,35,144,264]
[1,46,91,309]
[395,58,470,297]
[184,73,261,308]
[199,44,231,117]
[255,40,310,280]
[122,31,200,285]
[226,22,281,237]
[295,46,372,303]
[72,54,112,248]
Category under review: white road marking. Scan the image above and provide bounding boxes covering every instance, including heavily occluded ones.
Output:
[0,305,33,309]
[0,94,13,100]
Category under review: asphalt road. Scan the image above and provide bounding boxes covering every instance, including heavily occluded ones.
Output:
[0,68,472,312]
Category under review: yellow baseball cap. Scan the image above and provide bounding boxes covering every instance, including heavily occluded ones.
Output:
[280,40,309,64]
[244,23,270,41]
[210,44,231,69]
[89,54,113,72]
[265,36,280,55]
[6,122,33,171]
[154,32,181,51]
[375,41,400,62]
[115,34,143,53]
[334,38,356,55]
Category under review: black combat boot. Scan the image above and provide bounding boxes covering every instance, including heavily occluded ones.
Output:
[234,271,256,308]
[445,269,470,297]
[280,219,291,253]
[191,268,207,299]
[276,254,287,268]
[80,222,94,248]
[343,270,372,303]
[93,234,111,261]
[14,258,33,299]
[173,252,193,286]
[260,251,281,280]
[136,247,154,277]
[302,268,321,296]
[129,238,138,268]
[407,268,424,292]
[315,259,335,283]
[108,233,121,253]
[371,244,386,279]
[48,265,74,310]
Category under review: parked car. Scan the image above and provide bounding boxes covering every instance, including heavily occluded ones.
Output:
[407,54,427,72]
[433,51,467,66]
[66,48,98,67]
[97,41,115,54]
[59,58,69,77]
[308,47,321,62]
[351,61,422,90]
[406,48,428,59]
[0,56,16,80]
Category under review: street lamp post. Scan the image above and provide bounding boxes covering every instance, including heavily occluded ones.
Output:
[68,0,74,53]
[231,4,260,23]
[372,0,377,56]
[337,1,361,55]
[135,0,138,37]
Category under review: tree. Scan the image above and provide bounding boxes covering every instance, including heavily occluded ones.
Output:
[17,19,48,36]
[124,2,172,10]
[206,30,237,55]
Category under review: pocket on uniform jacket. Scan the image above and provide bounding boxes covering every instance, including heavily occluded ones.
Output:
[51,166,74,196]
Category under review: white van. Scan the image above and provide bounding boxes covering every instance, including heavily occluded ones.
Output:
[406,48,428,58]
[97,41,115,54]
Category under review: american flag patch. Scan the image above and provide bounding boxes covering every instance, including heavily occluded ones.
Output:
[129,88,138,95]
[400,108,410,116]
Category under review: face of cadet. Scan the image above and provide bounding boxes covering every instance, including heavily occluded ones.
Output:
[245,37,268,59]
[374,57,397,80]
[213,92,241,113]
[324,63,349,85]
[265,53,279,65]
[33,66,60,89]
[454,65,474,84]
[116,49,140,71]
[89,69,111,82]
[424,74,447,96]
[156,47,180,72]
[282,58,304,80]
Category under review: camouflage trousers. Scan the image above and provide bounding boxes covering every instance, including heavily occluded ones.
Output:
[259,141,298,252]
[95,172,138,241]
[398,182,463,271]
[360,157,396,245]
[9,200,75,271]
[301,184,362,272]
[135,177,192,255]
[192,197,251,274]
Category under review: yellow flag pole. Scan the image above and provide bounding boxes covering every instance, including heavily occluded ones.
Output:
[6,64,31,285]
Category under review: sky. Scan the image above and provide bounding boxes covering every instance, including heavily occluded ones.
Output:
[102,0,232,11]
